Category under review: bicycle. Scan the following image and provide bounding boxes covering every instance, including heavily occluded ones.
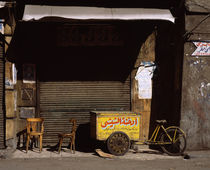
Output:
[135,120,187,156]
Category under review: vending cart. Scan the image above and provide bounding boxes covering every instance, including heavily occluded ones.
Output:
[90,111,141,156]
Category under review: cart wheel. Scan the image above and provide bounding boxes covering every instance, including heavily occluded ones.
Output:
[107,131,130,156]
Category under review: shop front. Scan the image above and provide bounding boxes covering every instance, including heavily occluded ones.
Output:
[6,5,180,149]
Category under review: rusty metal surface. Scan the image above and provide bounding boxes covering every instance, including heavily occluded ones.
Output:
[39,78,131,145]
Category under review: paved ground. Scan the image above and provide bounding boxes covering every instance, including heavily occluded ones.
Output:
[0,147,210,170]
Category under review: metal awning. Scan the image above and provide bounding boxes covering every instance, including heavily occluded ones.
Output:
[22,5,175,23]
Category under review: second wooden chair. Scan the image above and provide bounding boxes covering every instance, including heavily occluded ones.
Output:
[58,119,77,153]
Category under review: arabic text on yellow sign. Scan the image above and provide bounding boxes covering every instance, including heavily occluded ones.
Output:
[97,116,140,140]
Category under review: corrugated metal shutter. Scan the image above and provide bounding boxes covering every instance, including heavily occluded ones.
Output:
[0,44,5,148]
[39,78,131,145]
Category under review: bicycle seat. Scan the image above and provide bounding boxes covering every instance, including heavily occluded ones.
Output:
[155,120,167,124]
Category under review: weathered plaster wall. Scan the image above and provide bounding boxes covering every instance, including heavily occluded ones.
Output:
[131,31,155,140]
[5,23,16,142]
[181,14,210,150]
[186,0,210,13]
[5,20,19,147]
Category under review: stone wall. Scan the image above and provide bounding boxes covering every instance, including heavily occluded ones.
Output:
[181,0,210,150]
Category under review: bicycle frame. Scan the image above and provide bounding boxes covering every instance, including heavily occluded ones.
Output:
[136,124,173,145]
[146,124,173,145]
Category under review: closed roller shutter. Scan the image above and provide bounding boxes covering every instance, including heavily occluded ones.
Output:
[39,78,131,145]
[0,44,5,148]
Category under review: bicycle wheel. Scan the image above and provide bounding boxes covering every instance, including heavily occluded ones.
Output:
[160,127,186,156]
[107,131,130,156]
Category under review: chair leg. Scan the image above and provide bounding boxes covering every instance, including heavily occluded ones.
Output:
[70,137,75,154]
[26,135,30,153]
[73,137,76,153]
[70,138,73,153]
[72,139,75,153]
[73,138,76,154]
[58,137,63,154]
[39,135,43,152]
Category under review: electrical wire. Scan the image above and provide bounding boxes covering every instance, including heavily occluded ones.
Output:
[183,13,210,41]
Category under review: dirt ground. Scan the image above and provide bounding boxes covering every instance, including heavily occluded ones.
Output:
[0,155,209,170]
[0,150,209,170]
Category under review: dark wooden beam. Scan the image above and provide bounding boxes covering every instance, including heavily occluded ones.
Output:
[15,0,179,9]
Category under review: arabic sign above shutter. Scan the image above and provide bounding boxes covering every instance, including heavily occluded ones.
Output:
[56,25,124,46]
[192,42,210,56]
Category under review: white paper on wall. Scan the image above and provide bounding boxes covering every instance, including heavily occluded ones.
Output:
[135,62,156,99]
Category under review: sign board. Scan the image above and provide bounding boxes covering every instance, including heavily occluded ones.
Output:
[96,113,140,141]
[20,107,35,118]
[23,64,36,83]
[57,25,124,46]
[192,42,210,56]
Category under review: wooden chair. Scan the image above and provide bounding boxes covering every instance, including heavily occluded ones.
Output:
[26,118,44,153]
[58,119,77,154]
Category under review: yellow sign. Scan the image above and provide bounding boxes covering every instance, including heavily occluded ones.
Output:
[97,115,140,140]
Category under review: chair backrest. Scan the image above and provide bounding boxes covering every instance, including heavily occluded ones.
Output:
[69,119,77,134]
[27,118,44,134]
